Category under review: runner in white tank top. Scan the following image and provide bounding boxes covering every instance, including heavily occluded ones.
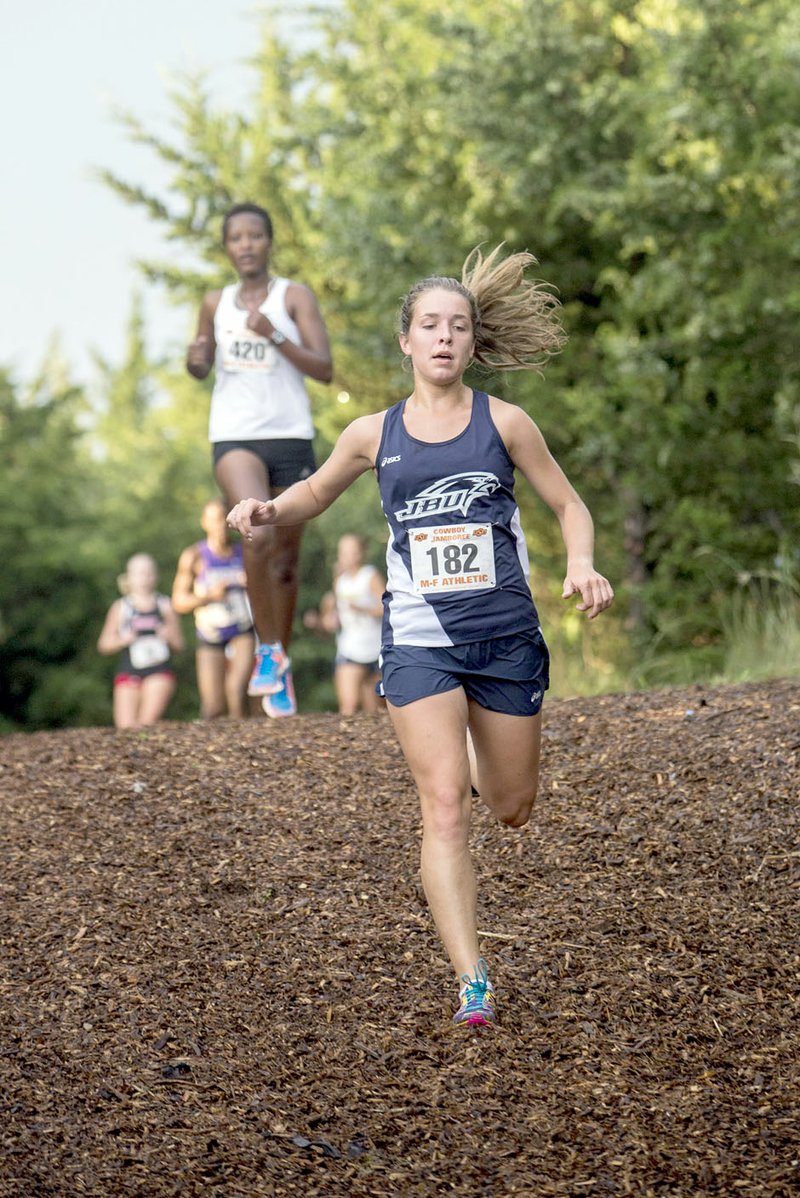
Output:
[304,534,385,715]
[186,203,333,717]
[209,278,314,442]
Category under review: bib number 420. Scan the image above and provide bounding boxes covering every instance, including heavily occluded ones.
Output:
[220,333,277,373]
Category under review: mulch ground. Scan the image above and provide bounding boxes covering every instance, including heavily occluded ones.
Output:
[1,679,798,1198]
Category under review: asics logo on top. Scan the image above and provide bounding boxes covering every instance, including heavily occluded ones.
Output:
[394,472,500,522]
[381,454,402,467]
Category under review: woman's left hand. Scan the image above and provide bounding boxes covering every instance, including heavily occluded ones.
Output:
[244,306,273,338]
[562,566,614,619]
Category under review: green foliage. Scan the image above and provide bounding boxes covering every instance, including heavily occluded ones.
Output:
[89,295,212,563]
[0,306,216,730]
[100,0,797,681]
[6,0,800,730]
[714,565,800,684]
[0,364,110,729]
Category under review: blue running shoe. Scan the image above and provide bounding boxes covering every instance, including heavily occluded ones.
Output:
[452,958,496,1027]
[248,642,289,696]
[261,667,297,718]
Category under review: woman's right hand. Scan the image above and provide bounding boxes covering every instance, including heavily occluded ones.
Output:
[204,581,229,602]
[186,335,211,376]
[226,498,277,539]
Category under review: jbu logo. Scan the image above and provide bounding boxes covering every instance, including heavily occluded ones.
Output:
[395,472,500,522]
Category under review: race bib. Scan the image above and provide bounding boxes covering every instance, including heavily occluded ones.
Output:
[219,329,277,373]
[223,589,251,625]
[408,523,496,596]
[129,636,170,670]
[197,591,252,639]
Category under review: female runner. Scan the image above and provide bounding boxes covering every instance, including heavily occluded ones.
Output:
[227,246,614,1026]
[98,553,184,729]
[187,202,333,716]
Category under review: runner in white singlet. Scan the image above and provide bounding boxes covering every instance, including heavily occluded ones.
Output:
[186,203,333,718]
[304,534,385,715]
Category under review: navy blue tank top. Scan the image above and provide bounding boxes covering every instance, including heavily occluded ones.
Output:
[375,390,539,647]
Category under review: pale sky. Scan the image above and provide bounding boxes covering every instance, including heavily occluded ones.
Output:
[2,1,316,389]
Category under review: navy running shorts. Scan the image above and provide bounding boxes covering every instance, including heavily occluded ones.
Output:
[378,627,549,716]
[212,438,316,490]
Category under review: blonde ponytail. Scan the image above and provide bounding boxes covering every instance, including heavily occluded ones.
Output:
[462,245,565,371]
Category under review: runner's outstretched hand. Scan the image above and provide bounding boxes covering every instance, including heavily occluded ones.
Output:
[227,498,278,540]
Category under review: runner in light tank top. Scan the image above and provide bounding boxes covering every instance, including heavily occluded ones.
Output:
[186,202,333,718]
[226,246,614,1030]
[209,278,314,443]
[304,533,385,715]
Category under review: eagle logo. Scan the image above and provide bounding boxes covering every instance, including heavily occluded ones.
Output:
[394,472,500,522]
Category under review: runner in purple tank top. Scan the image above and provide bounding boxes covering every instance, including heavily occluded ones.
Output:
[172,499,255,719]
[227,246,614,1029]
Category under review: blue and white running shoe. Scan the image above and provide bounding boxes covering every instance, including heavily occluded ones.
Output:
[248,642,289,696]
[452,958,496,1027]
[261,667,297,718]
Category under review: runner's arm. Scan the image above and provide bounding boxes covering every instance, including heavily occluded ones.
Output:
[171,547,206,615]
[186,292,219,379]
[245,282,333,383]
[97,600,133,655]
[359,568,385,618]
[493,400,614,619]
[319,591,340,634]
[227,413,382,537]
[158,598,185,653]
